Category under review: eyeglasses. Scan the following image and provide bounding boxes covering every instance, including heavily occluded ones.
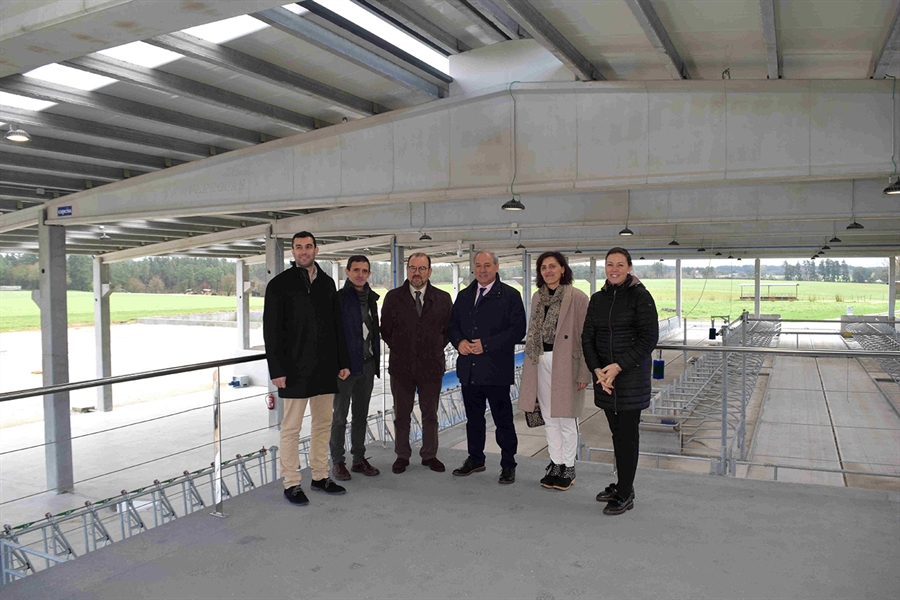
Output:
[407,266,429,273]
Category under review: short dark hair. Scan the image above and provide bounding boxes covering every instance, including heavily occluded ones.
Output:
[292,231,316,247]
[407,252,431,268]
[346,255,370,270]
[606,247,633,266]
[535,251,573,288]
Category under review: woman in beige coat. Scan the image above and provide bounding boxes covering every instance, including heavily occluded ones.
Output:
[518,251,591,491]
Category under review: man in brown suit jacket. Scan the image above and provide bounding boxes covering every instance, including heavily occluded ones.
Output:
[381,252,453,474]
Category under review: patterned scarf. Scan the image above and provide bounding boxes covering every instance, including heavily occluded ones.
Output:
[524,285,565,365]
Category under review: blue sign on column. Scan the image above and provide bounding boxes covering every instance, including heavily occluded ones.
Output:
[57,206,72,217]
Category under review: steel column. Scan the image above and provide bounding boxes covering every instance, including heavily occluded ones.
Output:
[589,256,597,296]
[452,263,460,298]
[675,258,682,324]
[468,244,475,282]
[265,228,284,428]
[754,258,761,318]
[93,257,112,411]
[890,255,897,332]
[391,237,403,289]
[236,260,250,351]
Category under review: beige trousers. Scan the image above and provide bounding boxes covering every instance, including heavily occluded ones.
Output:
[281,394,332,489]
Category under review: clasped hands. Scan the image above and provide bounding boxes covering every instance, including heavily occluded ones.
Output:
[594,363,622,394]
[457,339,484,356]
[271,368,350,389]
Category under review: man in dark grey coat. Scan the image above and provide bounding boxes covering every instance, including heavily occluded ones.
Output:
[263,231,350,505]
[449,250,526,484]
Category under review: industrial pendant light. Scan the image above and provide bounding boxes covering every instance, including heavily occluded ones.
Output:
[669,224,680,245]
[419,232,432,241]
[884,76,899,195]
[619,191,633,236]
[847,180,864,229]
[502,197,525,211]
[4,123,30,143]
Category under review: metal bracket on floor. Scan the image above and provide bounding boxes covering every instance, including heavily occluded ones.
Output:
[152,480,178,524]
[235,455,256,494]
[43,513,77,561]
[83,502,113,550]
[119,490,147,537]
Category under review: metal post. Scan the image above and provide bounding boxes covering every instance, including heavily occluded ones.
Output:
[889,255,897,333]
[331,261,340,289]
[468,244,476,281]
[391,237,403,289]
[452,263,460,299]
[589,256,597,296]
[719,328,729,476]
[754,258,761,318]
[35,214,73,493]
[265,228,284,429]
[236,260,250,351]
[675,258,682,324]
[211,367,226,518]
[740,311,747,460]
[521,249,530,325]
[93,257,112,412]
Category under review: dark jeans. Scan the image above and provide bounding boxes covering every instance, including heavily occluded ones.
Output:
[329,360,376,464]
[462,384,518,470]
[604,408,641,496]
[390,374,442,461]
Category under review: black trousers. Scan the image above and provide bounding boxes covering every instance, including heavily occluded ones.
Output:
[390,374,442,461]
[604,408,641,496]
[329,360,376,464]
[462,384,518,470]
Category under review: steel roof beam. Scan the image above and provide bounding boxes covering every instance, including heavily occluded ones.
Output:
[0,153,144,182]
[0,185,64,201]
[0,134,181,171]
[0,107,224,159]
[65,54,317,132]
[493,0,605,81]
[146,32,383,118]
[255,7,444,98]
[0,204,41,234]
[468,0,529,41]
[350,0,470,55]
[623,0,689,79]
[296,1,452,85]
[99,223,270,263]
[0,198,42,211]
[758,0,780,80]
[873,6,900,79]
[0,75,264,146]
[443,0,508,44]
[0,170,89,192]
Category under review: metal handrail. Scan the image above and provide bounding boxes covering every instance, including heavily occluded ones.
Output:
[3,345,900,403]
[0,353,267,402]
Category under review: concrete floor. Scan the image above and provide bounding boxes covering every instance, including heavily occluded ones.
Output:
[2,444,898,600]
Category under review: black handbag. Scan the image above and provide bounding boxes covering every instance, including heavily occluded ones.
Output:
[524,401,545,428]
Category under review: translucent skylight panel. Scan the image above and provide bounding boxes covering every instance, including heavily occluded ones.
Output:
[181,14,270,44]
[0,91,57,112]
[97,41,183,69]
[282,3,309,16]
[313,0,449,74]
[24,63,116,91]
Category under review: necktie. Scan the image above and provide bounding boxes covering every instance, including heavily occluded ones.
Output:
[475,286,485,308]
[415,291,423,316]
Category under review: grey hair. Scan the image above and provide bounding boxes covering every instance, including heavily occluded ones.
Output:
[474,250,499,265]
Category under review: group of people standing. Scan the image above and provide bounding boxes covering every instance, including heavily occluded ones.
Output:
[263,231,658,516]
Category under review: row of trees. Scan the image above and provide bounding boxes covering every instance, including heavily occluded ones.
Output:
[0,254,892,293]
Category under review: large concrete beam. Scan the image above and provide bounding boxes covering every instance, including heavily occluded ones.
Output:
[0,0,291,78]
[36,80,897,227]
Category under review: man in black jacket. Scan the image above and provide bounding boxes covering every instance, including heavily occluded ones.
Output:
[449,250,526,484]
[263,231,350,505]
[330,255,381,481]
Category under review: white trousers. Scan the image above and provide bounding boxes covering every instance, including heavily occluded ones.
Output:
[537,351,579,467]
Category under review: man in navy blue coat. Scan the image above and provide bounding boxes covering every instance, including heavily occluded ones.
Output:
[449,250,526,484]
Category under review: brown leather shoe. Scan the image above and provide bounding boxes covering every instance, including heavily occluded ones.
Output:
[392,457,409,474]
[351,458,380,477]
[421,457,446,472]
[332,461,351,481]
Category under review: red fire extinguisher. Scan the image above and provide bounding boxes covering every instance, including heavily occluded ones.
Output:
[266,393,275,410]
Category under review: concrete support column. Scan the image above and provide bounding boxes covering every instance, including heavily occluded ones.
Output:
[589,257,597,296]
[236,260,250,351]
[34,215,73,493]
[265,228,284,429]
[889,256,897,331]
[523,251,532,329]
[675,259,683,324]
[93,257,112,412]
[452,263,460,298]
[468,244,476,282]
[391,237,404,289]
[331,261,340,288]
[754,258,762,318]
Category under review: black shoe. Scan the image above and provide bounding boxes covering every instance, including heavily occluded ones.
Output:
[596,483,636,503]
[553,465,576,491]
[452,458,486,476]
[310,477,346,495]
[499,467,516,484]
[540,462,561,489]
[603,490,635,515]
[283,485,309,505]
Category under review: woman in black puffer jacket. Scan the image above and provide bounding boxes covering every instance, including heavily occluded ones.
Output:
[582,247,659,515]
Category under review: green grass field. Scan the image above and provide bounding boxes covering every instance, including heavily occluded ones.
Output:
[0,278,890,332]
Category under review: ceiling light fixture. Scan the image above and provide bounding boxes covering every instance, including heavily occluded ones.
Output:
[737,257,742,261]
[99,226,110,240]
[669,224,679,245]
[501,197,525,211]
[822,244,831,250]
[516,242,525,250]
[639,256,645,260]
[4,123,30,142]
[715,251,722,256]
[503,80,524,211]
[885,75,899,195]
[419,232,432,241]
[619,190,633,236]
[728,254,734,259]
[847,179,864,229]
